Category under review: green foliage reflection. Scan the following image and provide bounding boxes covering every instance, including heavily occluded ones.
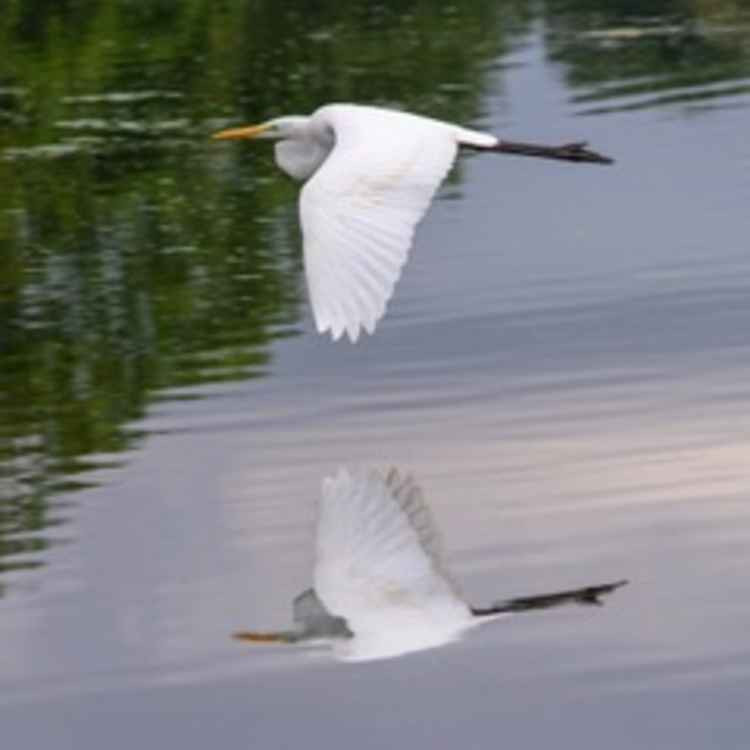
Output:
[0,0,522,589]
[544,0,750,114]
[2,0,747,593]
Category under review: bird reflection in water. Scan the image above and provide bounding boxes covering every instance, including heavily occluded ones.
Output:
[235,468,627,662]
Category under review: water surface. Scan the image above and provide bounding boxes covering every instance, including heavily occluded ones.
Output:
[1,2,749,748]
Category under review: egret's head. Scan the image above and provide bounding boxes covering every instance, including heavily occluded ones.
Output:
[212,116,309,142]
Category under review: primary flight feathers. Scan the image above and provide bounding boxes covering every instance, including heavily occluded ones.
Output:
[213,104,613,342]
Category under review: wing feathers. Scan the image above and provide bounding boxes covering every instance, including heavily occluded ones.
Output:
[300,105,461,341]
[314,467,467,632]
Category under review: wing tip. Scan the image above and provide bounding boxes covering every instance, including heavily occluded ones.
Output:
[313,309,365,343]
[322,466,355,500]
[316,318,376,344]
[330,466,432,527]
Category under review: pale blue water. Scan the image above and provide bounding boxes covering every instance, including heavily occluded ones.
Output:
[1,4,749,748]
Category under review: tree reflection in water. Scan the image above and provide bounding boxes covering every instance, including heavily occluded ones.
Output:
[1,0,748,589]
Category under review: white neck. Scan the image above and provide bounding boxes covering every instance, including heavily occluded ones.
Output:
[273,116,333,181]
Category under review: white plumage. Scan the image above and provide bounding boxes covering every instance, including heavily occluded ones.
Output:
[214,103,612,341]
[233,467,627,662]
[213,104,496,342]
[314,468,473,660]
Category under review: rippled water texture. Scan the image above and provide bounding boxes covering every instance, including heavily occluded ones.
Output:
[1,1,749,747]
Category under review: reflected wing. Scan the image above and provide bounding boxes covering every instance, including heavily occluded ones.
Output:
[313,467,468,633]
[300,105,460,341]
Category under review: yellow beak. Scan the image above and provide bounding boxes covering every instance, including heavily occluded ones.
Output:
[233,630,287,643]
[212,123,270,141]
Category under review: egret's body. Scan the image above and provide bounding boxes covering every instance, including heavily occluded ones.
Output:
[213,104,612,342]
[235,468,626,662]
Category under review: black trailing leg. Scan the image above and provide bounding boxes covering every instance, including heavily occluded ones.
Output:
[467,139,614,165]
[471,579,628,617]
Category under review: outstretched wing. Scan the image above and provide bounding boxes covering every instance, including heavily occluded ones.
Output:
[299,105,462,342]
[313,467,468,634]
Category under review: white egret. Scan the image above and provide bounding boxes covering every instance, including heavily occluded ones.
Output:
[234,468,627,662]
[213,104,613,342]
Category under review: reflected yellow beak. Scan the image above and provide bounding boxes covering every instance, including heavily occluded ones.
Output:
[233,631,285,643]
[212,123,270,141]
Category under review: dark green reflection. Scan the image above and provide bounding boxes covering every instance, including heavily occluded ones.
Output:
[543,0,750,114]
[0,1,525,590]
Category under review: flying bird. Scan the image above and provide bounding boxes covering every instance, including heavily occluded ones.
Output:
[234,467,627,662]
[213,104,613,342]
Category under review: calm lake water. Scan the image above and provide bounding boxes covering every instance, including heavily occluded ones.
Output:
[1,1,750,747]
